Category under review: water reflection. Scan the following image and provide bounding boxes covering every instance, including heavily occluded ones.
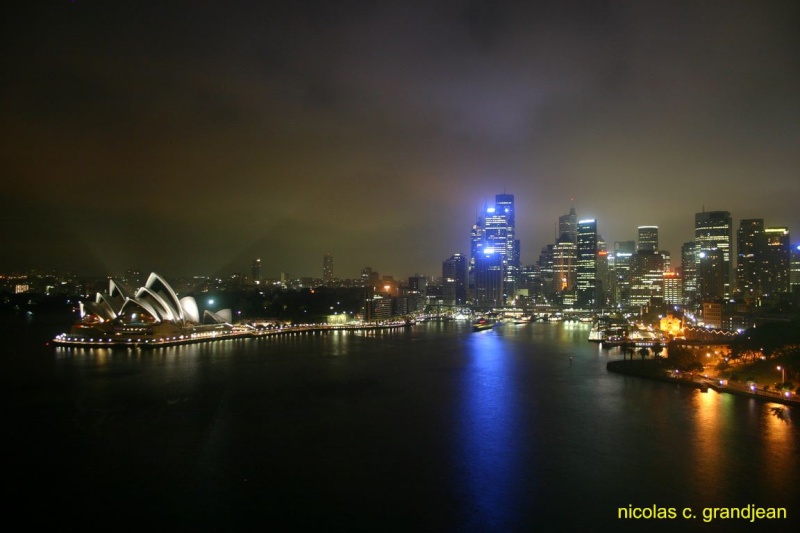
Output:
[459,330,520,528]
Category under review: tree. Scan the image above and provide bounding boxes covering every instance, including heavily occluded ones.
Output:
[623,342,636,361]
[667,344,695,371]
[652,341,664,359]
[638,346,649,366]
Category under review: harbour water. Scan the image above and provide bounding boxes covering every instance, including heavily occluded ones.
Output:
[4,317,799,531]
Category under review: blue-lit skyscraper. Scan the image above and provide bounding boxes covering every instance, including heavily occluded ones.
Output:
[469,194,520,307]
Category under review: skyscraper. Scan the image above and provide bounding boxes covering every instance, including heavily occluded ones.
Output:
[761,227,790,296]
[610,241,635,307]
[576,219,598,308]
[323,253,334,285]
[637,226,658,253]
[790,244,800,291]
[558,207,577,244]
[443,253,467,305]
[736,219,764,298]
[694,210,733,300]
[251,259,262,284]
[470,194,519,306]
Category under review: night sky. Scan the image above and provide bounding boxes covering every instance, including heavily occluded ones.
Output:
[2,1,798,279]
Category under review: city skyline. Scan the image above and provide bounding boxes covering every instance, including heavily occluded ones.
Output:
[2,2,798,279]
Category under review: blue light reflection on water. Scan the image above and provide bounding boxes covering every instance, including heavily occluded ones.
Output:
[459,329,529,530]
[5,319,800,531]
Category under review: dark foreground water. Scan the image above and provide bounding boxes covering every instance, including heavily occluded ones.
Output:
[3,317,799,531]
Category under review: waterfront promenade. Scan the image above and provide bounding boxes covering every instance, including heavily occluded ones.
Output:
[52,321,413,348]
[607,359,800,407]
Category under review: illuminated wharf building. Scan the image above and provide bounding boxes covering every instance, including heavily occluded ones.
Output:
[576,219,598,308]
[694,210,732,299]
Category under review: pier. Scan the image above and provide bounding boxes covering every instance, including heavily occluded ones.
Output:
[53,321,414,349]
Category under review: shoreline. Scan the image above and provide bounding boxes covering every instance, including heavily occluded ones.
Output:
[52,321,413,349]
[606,359,800,407]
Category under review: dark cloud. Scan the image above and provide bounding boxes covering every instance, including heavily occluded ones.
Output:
[1,1,798,278]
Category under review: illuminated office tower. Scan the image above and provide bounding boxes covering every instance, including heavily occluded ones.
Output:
[761,227,790,296]
[698,248,726,300]
[443,253,467,305]
[490,193,520,295]
[663,271,683,305]
[736,219,764,298]
[322,253,334,285]
[251,259,262,284]
[558,207,578,244]
[637,226,659,253]
[681,241,697,306]
[538,244,556,298]
[629,250,665,307]
[611,241,635,307]
[694,210,732,299]
[553,234,577,294]
[576,219,598,308]
[470,194,519,306]
[790,244,800,291]
[473,248,503,307]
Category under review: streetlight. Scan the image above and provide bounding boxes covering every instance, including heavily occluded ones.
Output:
[777,365,785,384]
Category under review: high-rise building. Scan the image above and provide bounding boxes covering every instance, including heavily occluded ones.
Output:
[470,194,519,306]
[443,253,467,305]
[558,207,578,244]
[698,248,726,300]
[694,210,732,299]
[790,244,800,291]
[552,235,577,295]
[610,241,635,307]
[251,259,262,284]
[681,241,697,306]
[761,227,790,296]
[736,219,764,298]
[576,219,598,308]
[361,267,379,290]
[637,226,659,253]
[663,271,683,305]
[323,253,334,285]
[629,250,665,307]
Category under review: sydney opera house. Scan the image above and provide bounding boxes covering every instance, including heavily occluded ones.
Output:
[54,272,237,347]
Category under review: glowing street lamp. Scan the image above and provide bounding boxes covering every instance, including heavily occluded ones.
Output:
[777,365,785,384]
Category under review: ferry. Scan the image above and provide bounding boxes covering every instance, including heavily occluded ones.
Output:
[472,318,496,331]
[588,327,606,342]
